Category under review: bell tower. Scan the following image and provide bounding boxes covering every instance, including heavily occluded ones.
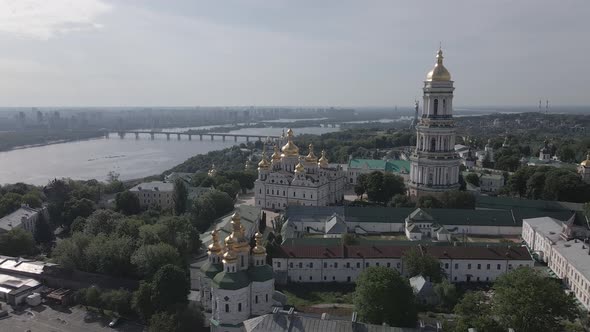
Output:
[409,48,461,197]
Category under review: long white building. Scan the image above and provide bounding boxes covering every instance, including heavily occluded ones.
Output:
[254,129,346,211]
[273,243,533,284]
[522,216,590,310]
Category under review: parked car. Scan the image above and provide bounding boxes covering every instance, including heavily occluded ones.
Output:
[109,317,121,328]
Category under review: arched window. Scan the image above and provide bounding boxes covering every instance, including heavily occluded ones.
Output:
[431,138,436,152]
[443,99,447,113]
[225,304,229,312]
[238,303,242,312]
[433,99,439,115]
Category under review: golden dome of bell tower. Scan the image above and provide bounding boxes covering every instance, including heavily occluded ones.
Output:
[426,48,451,82]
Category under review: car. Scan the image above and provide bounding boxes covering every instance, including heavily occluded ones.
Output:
[109,317,121,328]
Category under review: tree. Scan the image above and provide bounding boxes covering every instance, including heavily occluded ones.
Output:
[492,267,577,332]
[464,173,480,187]
[365,171,406,204]
[83,209,124,236]
[173,179,188,215]
[440,191,475,209]
[151,264,189,312]
[63,198,95,229]
[0,192,23,217]
[52,232,93,270]
[353,266,417,327]
[433,280,458,309]
[403,247,445,283]
[416,195,442,208]
[390,194,414,207]
[341,233,358,245]
[34,212,54,244]
[0,228,36,256]
[132,281,154,320]
[85,286,102,309]
[453,291,503,332]
[176,302,206,332]
[131,243,182,277]
[354,174,368,199]
[116,191,141,215]
[100,289,132,315]
[84,233,136,276]
[149,311,177,332]
[22,191,43,208]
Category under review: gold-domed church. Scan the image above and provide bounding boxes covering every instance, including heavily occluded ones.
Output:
[196,212,275,332]
[254,129,346,210]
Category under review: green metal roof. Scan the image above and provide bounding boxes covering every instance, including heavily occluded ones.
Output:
[247,265,274,282]
[347,159,411,173]
[200,260,223,279]
[212,270,251,290]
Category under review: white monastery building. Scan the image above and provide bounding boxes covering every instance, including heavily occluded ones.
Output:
[409,48,461,197]
[254,129,346,210]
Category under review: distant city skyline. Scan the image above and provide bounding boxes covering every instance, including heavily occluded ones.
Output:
[0,0,588,107]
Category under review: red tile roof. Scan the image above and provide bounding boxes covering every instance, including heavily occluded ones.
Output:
[278,244,531,261]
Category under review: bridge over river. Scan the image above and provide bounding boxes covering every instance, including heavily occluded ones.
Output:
[109,131,281,142]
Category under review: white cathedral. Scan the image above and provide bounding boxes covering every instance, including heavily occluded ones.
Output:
[254,128,346,210]
[409,48,462,197]
[197,212,275,332]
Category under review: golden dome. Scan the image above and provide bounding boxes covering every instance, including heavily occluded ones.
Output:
[271,145,282,162]
[295,159,305,174]
[208,229,222,254]
[222,237,237,263]
[258,148,270,169]
[581,153,590,167]
[252,232,266,255]
[305,144,318,162]
[318,150,329,168]
[426,48,451,82]
[281,128,299,157]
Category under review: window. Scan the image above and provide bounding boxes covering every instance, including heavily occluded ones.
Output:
[332,276,336,281]
[309,276,312,281]
[366,262,369,267]
[324,276,327,280]
[346,262,350,268]
[277,262,281,268]
[454,276,457,281]
[445,263,449,269]
[324,262,327,268]
[311,194,313,198]
[477,264,481,270]
[508,264,513,270]
[497,264,501,270]
[487,264,490,270]
[468,264,471,269]
[397,263,401,269]
[387,263,391,268]
[298,276,301,281]
[476,277,480,282]
[293,192,296,197]
[310,263,313,268]
[290,263,293,268]
[266,294,268,302]
[376,262,380,267]
[238,303,242,312]
[298,262,302,268]
[433,99,439,115]
[255,296,258,304]
[356,262,361,268]
[334,263,338,268]
[225,304,229,312]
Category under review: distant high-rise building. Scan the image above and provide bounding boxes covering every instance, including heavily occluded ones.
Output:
[409,48,461,197]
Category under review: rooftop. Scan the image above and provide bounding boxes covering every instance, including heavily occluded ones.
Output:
[129,181,174,192]
[0,273,40,295]
[523,217,564,244]
[278,244,532,261]
[244,311,421,332]
[0,256,56,275]
[347,159,411,174]
[553,240,590,282]
[200,205,261,247]
[0,205,41,232]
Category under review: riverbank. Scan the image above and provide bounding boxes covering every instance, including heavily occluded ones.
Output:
[0,130,105,152]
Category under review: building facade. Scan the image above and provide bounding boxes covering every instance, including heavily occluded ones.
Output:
[195,213,275,332]
[0,205,45,235]
[409,49,461,197]
[129,181,174,210]
[273,244,533,284]
[254,129,346,211]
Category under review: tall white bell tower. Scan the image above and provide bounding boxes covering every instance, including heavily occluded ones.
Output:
[409,48,461,197]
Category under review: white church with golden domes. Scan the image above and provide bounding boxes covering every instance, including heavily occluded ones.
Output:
[254,128,346,210]
[196,212,275,332]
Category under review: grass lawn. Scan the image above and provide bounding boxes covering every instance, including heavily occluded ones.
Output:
[276,283,355,313]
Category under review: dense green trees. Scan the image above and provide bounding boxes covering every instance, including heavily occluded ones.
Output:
[354,171,406,205]
[190,190,234,232]
[173,179,188,215]
[0,228,36,256]
[116,190,141,215]
[353,266,417,327]
[416,191,475,209]
[450,267,579,332]
[504,166,590,202]
[403,248,445,283]
[76,286,132,315]
[52,210,200,278]
[464,173,480,187]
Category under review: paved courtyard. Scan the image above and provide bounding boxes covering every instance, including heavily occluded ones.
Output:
[0,304,145,332]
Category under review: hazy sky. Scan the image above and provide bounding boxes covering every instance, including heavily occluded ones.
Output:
[0,0,588,107]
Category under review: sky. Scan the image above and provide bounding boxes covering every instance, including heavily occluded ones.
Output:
[0,0,588,108]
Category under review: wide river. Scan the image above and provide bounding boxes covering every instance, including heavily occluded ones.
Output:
[0,126,337,186]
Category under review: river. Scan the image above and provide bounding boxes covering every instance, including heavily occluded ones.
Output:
[0,126,338,185]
